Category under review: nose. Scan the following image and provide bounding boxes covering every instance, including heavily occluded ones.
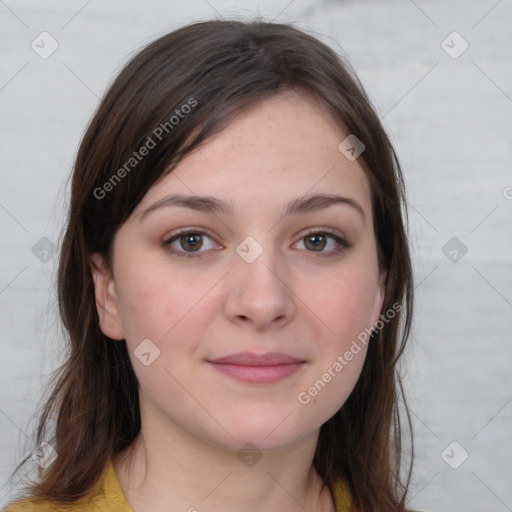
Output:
[223,244,296,332]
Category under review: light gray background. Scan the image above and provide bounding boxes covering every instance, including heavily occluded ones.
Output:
[1,1,511,511]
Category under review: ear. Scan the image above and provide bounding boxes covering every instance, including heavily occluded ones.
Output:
[89,253,125,340]
[370,269,387,328]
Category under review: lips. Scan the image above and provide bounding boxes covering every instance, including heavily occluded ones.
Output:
[207,352,306,384]
[209,352,303,366]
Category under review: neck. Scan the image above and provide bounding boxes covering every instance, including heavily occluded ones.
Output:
[113,413,334,512]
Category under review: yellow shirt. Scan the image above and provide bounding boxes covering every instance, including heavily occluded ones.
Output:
[4,461,352,511]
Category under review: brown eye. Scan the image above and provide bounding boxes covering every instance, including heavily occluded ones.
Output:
[179,233,203,251]
[162,230,220,259]
[304,233,327,251]
[295,230,350,257]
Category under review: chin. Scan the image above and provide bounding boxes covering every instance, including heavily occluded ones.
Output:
[214,409,318,452]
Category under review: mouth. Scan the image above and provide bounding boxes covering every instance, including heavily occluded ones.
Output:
[207,352,306,384]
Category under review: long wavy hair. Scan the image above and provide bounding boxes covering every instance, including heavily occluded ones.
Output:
[7,19,414,512]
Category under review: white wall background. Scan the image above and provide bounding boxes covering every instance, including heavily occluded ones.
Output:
[1,1,511,511]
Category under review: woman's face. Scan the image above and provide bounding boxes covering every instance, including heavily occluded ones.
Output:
[91,92,386,453]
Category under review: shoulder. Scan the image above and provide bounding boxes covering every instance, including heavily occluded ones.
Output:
[3,498,38,512]
[332,478,352,512]
[328,481,425,512]
[3,497,101,512]
[3,498,74,511]
[3,460,133,512]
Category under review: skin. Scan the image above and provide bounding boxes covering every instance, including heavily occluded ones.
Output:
[90,91,386,512]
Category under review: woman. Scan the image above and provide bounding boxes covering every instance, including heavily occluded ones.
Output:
[5,19,415,512]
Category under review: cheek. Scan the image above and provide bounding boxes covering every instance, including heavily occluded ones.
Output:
[296,346,367,423]
[308,266,379,345]
[114,262,208,389]
[115,257,217,355]
[294,267,377,412]
[115,252,178,329]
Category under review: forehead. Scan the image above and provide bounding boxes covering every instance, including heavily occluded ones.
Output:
[136,92,373,216]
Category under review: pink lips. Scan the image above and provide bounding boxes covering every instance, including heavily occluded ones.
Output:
[208,352,305,384]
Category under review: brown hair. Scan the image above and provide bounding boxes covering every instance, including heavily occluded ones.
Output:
[7,19,414,511]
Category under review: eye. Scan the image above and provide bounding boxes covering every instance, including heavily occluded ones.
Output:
[294,229,350,257]
[162,230,220,258]
[162,228,350,259]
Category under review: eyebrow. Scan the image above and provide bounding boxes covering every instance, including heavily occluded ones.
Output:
[139,193,366,223]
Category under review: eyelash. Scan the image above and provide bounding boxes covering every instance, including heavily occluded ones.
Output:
[162,228,350,259]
